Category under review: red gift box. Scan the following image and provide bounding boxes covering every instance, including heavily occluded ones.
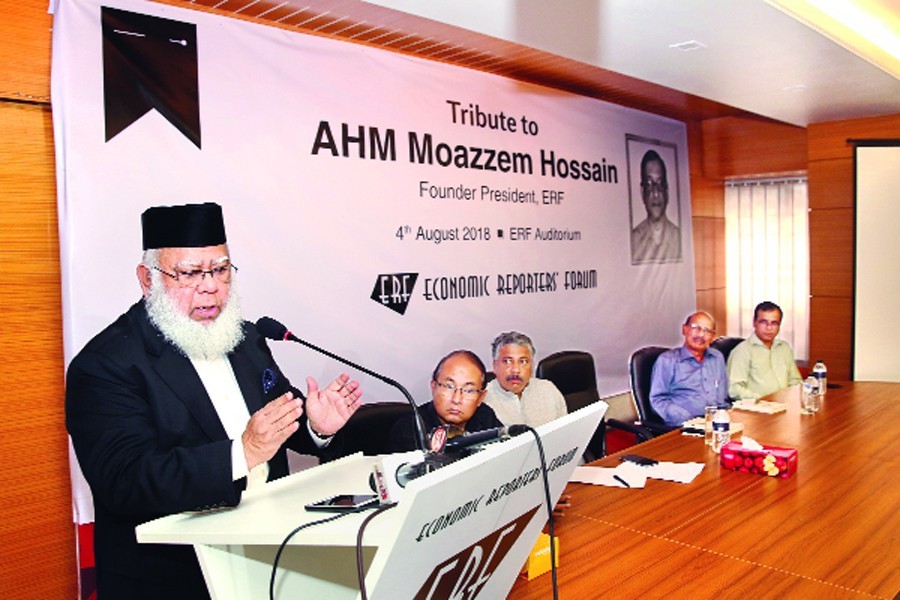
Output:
[719,441,798,478]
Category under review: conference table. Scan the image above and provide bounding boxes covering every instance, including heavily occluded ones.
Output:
[508,382,899,599]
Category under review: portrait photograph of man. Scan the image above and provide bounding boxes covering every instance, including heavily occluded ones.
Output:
[626,136,682,264]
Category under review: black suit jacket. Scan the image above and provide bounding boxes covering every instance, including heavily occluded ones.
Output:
[66,301,323,599]
[388,401,504,453]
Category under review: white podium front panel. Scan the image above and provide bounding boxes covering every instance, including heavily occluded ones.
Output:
[367,403,606,599]
[137,402,607,599]
[138,454,395,598]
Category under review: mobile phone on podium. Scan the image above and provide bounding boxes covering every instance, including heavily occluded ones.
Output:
[305,493,378,512]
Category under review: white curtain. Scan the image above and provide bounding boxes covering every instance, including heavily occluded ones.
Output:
[725,178,809,362]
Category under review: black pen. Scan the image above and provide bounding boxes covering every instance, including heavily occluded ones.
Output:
[613,475,631,488]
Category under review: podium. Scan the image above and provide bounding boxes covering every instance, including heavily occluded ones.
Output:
[137,402,607,599]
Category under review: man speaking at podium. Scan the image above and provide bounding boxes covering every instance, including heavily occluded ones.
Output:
[66,202,362,599]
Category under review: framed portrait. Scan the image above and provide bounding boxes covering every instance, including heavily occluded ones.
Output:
[626,135,682,265]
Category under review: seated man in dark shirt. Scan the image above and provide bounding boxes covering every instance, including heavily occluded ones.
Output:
[390,350,502,452]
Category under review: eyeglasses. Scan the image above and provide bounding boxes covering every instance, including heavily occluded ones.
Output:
[641,180,668,193]
[688,323,716,336]
[153,263,237,288]
[435,381,483,401]
[756,319,780,327]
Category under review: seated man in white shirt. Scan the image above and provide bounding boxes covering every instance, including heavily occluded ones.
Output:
[482,331,567,428]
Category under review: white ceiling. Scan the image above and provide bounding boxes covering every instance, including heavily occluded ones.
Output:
[363,0,900,127]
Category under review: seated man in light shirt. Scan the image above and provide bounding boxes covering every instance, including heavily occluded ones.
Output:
[482,331,567,428]
[483,331,571,515]
[649,311,729,426]
[727,300,802,401]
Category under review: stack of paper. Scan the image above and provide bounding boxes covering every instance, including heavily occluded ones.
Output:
[570,460,704,489]
[731,400,787,414]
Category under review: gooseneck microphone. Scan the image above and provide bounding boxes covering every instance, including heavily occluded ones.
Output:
[255,316,428,452]
[382,424,531,494]
[442,424,530,452]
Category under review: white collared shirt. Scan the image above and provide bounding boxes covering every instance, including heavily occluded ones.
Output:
[191,356,269,487]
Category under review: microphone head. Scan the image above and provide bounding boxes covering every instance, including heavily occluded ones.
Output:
[508,424,530,437]
[427,425,449,453]
[255,316,289,341]
[442,426,505,451]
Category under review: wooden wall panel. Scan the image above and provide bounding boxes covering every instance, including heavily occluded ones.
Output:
[809,297,853,381]
[808,115,900,162]
[687,119,705,176]
[808,158,853,210]
[806,114,900,379]
[690,175,725,219]
[701,116,807,180]
[692,217,725,292]
[0,0,53,101]
[692,214,726,334]
[808,208,854,298]
[696,288,727,334]
[689,120,727,332]
[0,102,76,597]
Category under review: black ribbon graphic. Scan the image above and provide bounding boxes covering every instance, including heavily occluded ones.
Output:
[102,7,201,147]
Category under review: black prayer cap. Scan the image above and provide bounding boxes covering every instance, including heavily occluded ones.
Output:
[141,202,227,250]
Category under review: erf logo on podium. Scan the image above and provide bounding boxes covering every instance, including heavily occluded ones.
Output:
[371,273,418,315]
[414,507,540,600]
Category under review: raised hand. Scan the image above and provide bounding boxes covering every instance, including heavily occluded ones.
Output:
[305,373,362,437]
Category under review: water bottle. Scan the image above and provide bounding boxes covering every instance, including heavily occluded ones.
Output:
[704,405,717,446]
[812,360,827,397]
[802,375,820,413]
[711,408,731,454]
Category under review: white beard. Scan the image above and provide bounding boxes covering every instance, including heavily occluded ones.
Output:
[145,272,245,360]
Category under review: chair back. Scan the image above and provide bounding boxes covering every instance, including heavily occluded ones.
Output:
[536,350,600,413]
[338,401,412,456]
[536,350,605,459]
[628,346,670,426]
[710,336,744,363]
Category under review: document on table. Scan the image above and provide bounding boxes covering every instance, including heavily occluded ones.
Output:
[571,460,704,488]
[730,399,787,414]
[571,462,647,488]
[642,461,705,483]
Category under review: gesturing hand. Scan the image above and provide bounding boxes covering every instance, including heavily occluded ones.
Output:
[242,392,303,470]
[305,373,362,437]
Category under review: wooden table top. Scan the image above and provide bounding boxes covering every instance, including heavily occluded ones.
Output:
[508,381,900,599]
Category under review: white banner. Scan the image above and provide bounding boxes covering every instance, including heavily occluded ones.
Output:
[52,0,695,521]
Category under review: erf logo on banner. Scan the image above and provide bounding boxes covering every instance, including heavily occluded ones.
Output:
[414,506,539,600]
[371,273,418,315]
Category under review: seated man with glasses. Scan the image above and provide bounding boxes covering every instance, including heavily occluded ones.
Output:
[631,149,681,263]
[727,300,802,401]
[389,350,502,452]
[66,202,362,600]
[649,311,729,426]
